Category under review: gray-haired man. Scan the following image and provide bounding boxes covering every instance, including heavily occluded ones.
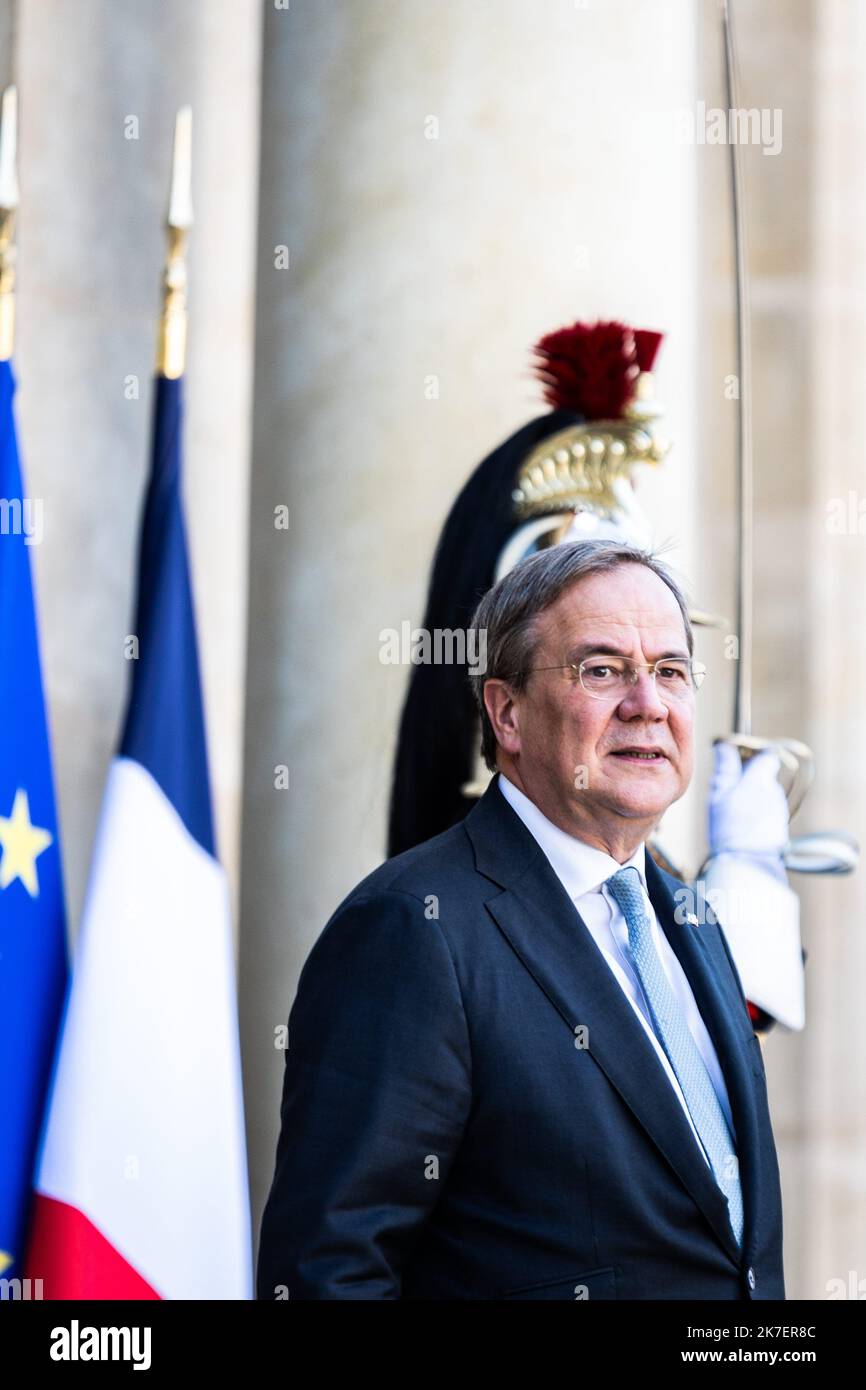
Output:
[258,540,784,1300]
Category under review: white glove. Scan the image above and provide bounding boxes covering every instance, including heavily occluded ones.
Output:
[709,743,788,876]
[704,741,805,1031]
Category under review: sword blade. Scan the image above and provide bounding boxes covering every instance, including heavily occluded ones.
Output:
[723,0,753,736]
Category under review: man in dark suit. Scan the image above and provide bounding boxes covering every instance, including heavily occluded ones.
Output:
[257,539,785,1300]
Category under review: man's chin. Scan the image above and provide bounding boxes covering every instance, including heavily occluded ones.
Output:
[607,802,668,826]
[601,778,675,822]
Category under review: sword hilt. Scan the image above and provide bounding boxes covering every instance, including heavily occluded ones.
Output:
[714,734,859,874]
[714,734,813,818]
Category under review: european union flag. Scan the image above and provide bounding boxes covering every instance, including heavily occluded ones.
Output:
[0,359,68,1282]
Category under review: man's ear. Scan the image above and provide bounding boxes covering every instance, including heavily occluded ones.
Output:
[483,679,521,757]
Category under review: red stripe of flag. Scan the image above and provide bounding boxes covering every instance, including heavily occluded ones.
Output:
[24,1194,161,1299]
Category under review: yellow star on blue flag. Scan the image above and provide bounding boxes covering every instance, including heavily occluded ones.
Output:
[0,788,53,896]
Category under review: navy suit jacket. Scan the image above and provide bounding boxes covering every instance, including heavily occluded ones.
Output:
[257,775,785,1300]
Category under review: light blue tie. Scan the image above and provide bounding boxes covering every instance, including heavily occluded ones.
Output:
[606,866,744,1248]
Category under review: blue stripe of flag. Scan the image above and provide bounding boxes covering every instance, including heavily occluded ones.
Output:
[118,374,215,857]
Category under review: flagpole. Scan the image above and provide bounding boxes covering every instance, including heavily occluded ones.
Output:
[156,106,192,380]
[0,84,19,363]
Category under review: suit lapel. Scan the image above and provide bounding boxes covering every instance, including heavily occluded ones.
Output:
[464,776,761,1266]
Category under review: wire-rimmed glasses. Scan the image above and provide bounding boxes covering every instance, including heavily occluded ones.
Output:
[529,653,707,702]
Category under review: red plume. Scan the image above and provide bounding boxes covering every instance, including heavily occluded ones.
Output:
[634,329,664,373]
[532,320,664,419]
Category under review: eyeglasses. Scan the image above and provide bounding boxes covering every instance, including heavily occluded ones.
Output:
[529,654,707,702]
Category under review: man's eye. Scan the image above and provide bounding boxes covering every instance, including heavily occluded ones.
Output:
[658,665,686,681]
[587,664,615,678]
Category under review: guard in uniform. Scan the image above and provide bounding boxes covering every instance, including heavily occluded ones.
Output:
[388,318,805,1035]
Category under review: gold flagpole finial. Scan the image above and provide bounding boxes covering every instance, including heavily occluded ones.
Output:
[156,105,193,379]
[0,84,20,363]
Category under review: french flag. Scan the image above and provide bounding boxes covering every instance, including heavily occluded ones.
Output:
[25,374,252,1299]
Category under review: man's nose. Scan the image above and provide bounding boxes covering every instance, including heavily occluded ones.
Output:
[616,671,669,719]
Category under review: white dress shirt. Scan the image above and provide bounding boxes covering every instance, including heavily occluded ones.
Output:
[497,773,737,1163]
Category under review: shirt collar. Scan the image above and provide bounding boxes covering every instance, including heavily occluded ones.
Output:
[497,771,646,902]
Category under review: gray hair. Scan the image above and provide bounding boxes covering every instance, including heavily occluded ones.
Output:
[468,539,694,772]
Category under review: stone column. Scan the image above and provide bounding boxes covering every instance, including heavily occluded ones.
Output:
[801,0,866,1303]
[240,0,701,1257]
[11,0,261,932]
[694,0,866,1299]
